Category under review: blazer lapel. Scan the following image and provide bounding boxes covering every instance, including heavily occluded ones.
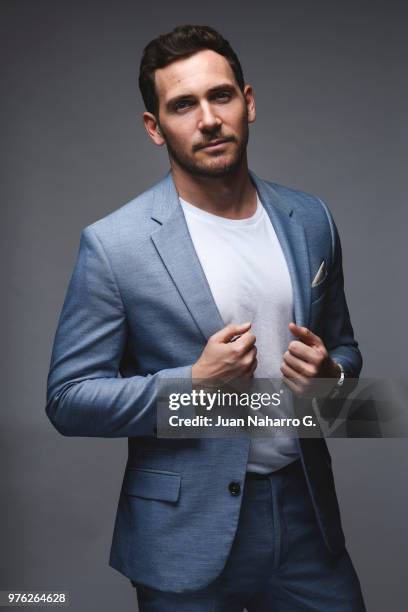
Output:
[150,172,225,342]
[149,169,311,341]
[249,170,311,328]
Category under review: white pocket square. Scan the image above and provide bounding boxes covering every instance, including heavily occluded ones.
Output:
[311,260,327,287]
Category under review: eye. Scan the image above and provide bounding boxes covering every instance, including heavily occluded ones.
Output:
[213,91,232,101]
[174,99,194,112]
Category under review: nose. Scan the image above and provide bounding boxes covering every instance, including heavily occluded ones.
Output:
[197,101,222,133]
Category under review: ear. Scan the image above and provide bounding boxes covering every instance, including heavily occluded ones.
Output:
[243,84,256,124]
[143,112,165,146]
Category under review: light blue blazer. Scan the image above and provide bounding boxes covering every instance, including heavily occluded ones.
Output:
[46,170,362,592]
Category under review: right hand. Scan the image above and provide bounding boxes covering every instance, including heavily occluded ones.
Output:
[192,322,257,382]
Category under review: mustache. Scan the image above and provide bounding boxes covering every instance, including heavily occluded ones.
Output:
[194,136,237,151]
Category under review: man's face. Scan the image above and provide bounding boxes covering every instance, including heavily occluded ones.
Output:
[147,49,255,178]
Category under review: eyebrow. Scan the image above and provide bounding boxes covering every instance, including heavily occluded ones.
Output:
[165,83,237,111]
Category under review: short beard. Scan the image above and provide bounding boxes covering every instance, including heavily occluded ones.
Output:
[159,120,249,179]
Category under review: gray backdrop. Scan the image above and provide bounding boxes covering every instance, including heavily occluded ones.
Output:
[2,0,407,610]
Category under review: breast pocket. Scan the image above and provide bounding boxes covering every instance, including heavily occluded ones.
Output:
[309,276,329,334]
[311,274,329,305]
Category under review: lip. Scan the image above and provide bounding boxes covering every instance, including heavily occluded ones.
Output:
[199,139,231,150]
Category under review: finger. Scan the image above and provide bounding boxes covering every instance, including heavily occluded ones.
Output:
[236,349,256,379]
[242,357,258,379]
[242,347,257,367]
[283,350,317,378]
[282,376,303,397]
[287,340,317,363]
[235,331,257,353]
[280,361,309,387]
[249,358,258,375]
[288,322,322,347]
[213,322,251,343]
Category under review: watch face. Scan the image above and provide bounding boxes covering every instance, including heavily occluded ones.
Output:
[337,363,345,386]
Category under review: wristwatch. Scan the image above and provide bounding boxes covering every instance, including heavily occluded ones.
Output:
[326,361,345,400]
[335,361,345,386]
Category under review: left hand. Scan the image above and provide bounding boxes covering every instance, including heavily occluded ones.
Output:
[280,323,341,396]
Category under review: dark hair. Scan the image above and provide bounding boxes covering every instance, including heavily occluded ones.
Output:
[138,25,245,115]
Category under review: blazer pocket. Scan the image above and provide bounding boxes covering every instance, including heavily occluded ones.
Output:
[311,274,329,304]
[123,467,181,502]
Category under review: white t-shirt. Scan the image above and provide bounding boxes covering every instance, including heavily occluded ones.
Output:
[180,192,300,473]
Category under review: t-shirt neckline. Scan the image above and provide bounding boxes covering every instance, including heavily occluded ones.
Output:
[179,192,264,227]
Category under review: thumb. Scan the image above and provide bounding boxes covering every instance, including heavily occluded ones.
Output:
[213,322,251,343]
[289,322,321,346]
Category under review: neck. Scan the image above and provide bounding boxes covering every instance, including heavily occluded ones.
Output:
[170,154,257,220]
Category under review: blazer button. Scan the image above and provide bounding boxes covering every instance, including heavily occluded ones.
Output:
[228,481,241,496]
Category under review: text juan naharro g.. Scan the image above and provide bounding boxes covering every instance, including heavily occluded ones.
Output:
[167,389,317,428]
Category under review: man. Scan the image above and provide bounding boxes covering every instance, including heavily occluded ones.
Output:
[46,24,366,611]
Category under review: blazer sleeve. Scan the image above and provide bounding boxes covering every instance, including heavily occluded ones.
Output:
[45,226,192,437]
[318,198,363,379]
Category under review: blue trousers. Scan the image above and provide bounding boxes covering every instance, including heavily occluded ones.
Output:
[133,458,366,611]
